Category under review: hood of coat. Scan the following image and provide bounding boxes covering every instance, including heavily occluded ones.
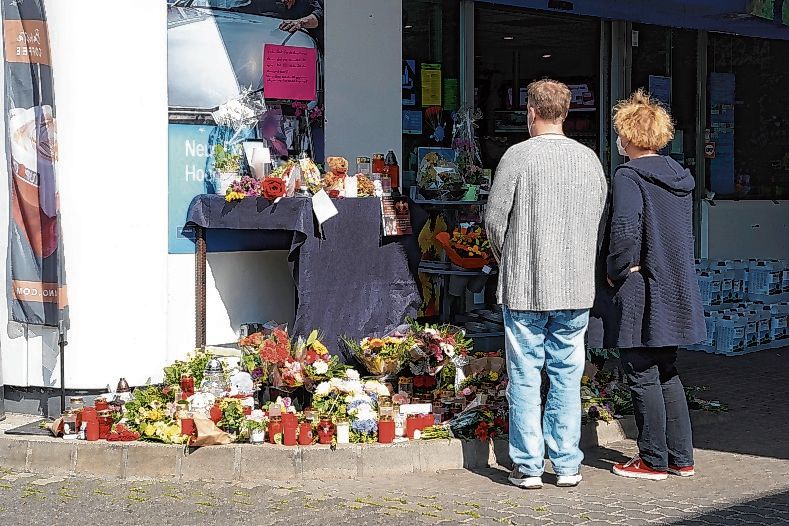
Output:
[623,155,695,196]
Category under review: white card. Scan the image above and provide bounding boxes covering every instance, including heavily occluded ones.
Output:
[482,265,492,275]
[311,189,338,226]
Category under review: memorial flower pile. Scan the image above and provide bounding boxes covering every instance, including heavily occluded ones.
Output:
[312,370,390,443]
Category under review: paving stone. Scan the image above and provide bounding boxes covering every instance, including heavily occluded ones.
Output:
[75,442,124,479]
[125,443,179,480]
[180,445,237,481]
[238,444,300,481]
[300,444,360,479]
[360,442,417,477]
[0,439,28,471]
[27,440,74,475]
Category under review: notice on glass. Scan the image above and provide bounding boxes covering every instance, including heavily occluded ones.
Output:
[444,78,459,110]
[421,63,442,107]
[263,44,317,101]
[381,196,413,237]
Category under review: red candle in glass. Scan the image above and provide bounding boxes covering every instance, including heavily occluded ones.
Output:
[85,420,99,441]
[97,410,113,440]
[209,402,222,424]
[298,422,313,445]
[283,418,298,446]
[378,418,395,444]
[405,415,419,439]
[180,417,196,437]
[94,398,109,412]
[180,374,195,399]
[282,413,298,428]
[317,417,334,445]
[268,416,283,444]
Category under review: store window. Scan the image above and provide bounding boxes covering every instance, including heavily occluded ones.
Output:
[707,34,789,199]
[401,0,461,187]
[474,5,600,168]
[631,24,698,171]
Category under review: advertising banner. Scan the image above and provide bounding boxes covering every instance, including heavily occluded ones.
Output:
[1,0,67,326]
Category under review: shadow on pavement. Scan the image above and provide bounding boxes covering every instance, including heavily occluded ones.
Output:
[678,349,789,461]
[668,489,789,525]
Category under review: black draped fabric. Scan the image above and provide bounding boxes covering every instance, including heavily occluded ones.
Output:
[185,195,422,356]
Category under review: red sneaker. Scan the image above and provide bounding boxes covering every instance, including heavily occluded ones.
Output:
[613,456,668,481]
[668,464,695,477]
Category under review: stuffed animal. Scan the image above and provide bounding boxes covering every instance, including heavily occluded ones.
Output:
[323,156,349,193]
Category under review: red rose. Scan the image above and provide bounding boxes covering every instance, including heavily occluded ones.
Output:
[305,350,318,365]
[328,189,340,199]
[261,177,287,200]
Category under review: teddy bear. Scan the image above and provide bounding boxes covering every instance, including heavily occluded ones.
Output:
[323,156,349,195]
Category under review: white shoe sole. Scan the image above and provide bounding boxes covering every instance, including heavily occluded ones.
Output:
[556,474,582,487]
[668,467,695,477]
[613,466,668,481]
[508,476,543,489]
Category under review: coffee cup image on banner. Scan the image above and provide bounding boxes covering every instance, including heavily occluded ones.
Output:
[8,104,59,259]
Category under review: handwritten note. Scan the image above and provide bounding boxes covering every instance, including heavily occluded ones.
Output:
[263,44,317,101]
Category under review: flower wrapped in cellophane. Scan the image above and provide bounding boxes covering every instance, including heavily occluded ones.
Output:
[342,326,415,376]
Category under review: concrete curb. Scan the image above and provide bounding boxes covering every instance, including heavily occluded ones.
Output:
[0,415,639,481]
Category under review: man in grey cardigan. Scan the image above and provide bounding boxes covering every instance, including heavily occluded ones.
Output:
[485,79,607,489]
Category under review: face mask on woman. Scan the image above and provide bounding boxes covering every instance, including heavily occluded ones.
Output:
[616,136,628,157]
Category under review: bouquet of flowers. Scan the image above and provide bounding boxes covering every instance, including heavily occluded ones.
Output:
[294,330,347,384]
[312,370,390,443]
[122,386,188,445]
[416,151,463,198]
[452,107,484,185]
[581,370,633,423]
[342,326,415,376]
[409,321,473,376]
[449,405,508,442]
[225,175,262,202]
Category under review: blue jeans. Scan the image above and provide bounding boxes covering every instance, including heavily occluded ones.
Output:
[504,307,589,477]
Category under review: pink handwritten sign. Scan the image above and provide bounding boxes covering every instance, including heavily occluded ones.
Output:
[263,44,317,101]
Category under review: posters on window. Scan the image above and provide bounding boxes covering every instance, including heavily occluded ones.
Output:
[167,0,323,254]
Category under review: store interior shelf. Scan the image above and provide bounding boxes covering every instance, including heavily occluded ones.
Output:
[409,187,488,207]
[465,331,504,339]
[418,261,497,276]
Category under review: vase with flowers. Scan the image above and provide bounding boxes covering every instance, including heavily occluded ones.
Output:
[213,144,242,195]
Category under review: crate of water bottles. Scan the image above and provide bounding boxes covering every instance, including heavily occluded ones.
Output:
[687,259,789,356]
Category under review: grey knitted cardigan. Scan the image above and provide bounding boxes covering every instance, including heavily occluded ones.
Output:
[485,135,608,311]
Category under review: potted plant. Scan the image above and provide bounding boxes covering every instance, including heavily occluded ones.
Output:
[243,417,268,444]
[213,144,242,195]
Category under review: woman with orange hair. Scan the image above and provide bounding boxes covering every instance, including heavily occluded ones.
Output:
[592,90,705,481]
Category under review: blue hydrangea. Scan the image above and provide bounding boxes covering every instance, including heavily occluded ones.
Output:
[351,418,378,435]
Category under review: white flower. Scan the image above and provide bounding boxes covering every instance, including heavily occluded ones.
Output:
[440,342,455,357]
[346,369,360,381]
[329,377,342,389]
[424,328,440,337]
[315,382,331,397]
[313,361,329,375]
[377,384,391,397]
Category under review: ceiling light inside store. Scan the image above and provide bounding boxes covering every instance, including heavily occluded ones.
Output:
[503,36,514,40]
[542,54,552,58]
[404,25,413,29]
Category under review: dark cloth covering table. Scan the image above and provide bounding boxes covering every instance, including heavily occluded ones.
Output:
[185,195,422,356]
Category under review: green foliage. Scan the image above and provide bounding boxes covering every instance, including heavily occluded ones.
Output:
[213,144,241,173]
[163,349,212,388]
[217,398,245,435]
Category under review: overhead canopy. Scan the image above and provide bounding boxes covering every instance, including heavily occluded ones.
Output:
[480,0,789,40]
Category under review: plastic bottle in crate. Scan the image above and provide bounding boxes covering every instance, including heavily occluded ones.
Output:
[755,305,772,351]
[782,262,789,295]
[712,261,735,304]
[769,304,789,347]
[701,311,718,353]
[743,310,759,350]
[715,314,746,354]
[697,271,720,307]
[732,260,748,302]
[747,260,779,302]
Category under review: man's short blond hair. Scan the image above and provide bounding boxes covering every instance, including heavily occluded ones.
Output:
[613,89,675,150]
[527,79,571,121]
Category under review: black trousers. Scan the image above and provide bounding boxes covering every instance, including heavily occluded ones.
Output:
[620,347,694,470]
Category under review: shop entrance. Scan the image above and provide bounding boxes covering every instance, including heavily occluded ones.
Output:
[474,5,601,168]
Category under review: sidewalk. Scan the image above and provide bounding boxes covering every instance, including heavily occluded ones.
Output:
[0,349,786,525]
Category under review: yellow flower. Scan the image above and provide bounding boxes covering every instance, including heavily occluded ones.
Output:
[489,372,499,381]
[581,375,591,385]
[312,341,329,356]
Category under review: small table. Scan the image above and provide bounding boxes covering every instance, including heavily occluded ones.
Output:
[185,195,422,355]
